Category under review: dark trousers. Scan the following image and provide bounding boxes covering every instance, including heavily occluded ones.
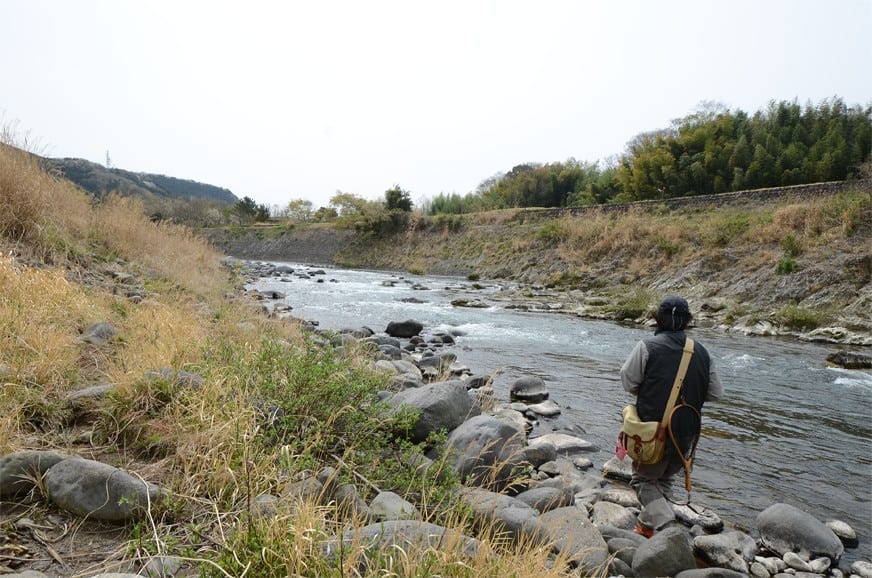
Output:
[629,435,694,530]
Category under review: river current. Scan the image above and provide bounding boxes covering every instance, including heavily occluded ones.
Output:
[249,262,872,561]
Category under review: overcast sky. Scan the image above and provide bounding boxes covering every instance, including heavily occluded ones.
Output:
[3,1,870,210]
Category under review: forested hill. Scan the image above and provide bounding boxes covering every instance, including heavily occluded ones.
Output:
[46,156,238,204]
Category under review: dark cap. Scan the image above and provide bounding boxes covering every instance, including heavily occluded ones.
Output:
[657,296,690,317]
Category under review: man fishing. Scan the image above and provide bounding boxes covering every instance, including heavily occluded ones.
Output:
[620,296,724,537]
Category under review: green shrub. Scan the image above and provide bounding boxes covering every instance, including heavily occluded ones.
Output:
[776,257,799,274]
[466,272,480,281]
[536,221,563,243]
[656,235,678,257]
[781,233,803,257]
[612,287,654,320]
[777,305,827,331]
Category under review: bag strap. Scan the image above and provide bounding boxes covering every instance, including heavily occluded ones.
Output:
[659,338,695,430]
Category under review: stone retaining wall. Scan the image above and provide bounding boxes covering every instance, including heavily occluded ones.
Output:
[515,179,872,221]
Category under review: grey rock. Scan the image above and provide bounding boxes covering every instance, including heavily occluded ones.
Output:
[674,570,750,578]
[446,414,526,491]
[464,374,492,389]
[249,493,279,518]
[519,441,557,468]
[783,551,813,572]
[385,319,424,338]
[602,456,633,482]
[77,321,118,345]
[141,555,184,578]
[749,561,770,578]
[825,350,871,369]
[672,501,724,533]
[607,536,639,566]
[388,380,478,443]
[526,399,561,417]
[609,557,634,577]
[825,519,858,547]
[590,500,636,530]
[632,526,696,578]
[459,487,540,540]
[65,384,113,407]
[572,457,594,470]
[0,450,71,499]
[807,556,831,574]
[283,476,325,504]
[755,555,786,575]
[756,502,844,561]
[527,433,594,453]
[322,520,481,566]
[335,483,373,522]
[596,523,646,548]
[369,491,419,521]
[44,458,160,521]
[599,487,642,508]
[514,486,574,513]
[693,531,758,573]
[509,376,549,403]
[533,506,609,574]
[851,560,872,578]
[144,367,206,389]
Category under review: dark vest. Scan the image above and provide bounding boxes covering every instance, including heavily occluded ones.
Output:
[636,331,711,437]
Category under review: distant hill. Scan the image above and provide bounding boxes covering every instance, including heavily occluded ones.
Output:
[46,157,238,204]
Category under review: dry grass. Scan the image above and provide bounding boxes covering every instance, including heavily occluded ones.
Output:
[94,195,226,298]
[553,191,869,270]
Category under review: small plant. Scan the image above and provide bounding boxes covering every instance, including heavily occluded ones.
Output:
[781,233,803,257]
[466,272,480,281]
[612,287,655,321]
[536,221,563,243]
[656,235,678,257]
[776,257,799,274]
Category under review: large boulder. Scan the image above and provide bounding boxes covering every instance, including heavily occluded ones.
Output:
[459,487,540,540]
[388,381,479,443]
[513,486,574,513]
[632,526,696,578]
[0,451,72,499]
[756,502,844,562]
[385,319,424,338]
[693,531,758,573]
[44,458,161,521]
[534,506,609,574]
[509,376,549,403]
[825,350,872,369]
[445,414,526,491]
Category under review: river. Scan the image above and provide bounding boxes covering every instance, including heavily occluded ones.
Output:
[248,262,872,562]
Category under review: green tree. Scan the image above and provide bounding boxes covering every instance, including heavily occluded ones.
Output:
[233,195,270,222]
[313,206,338,222]
[286,198,314,222]
[384,185,413,211]
[329,191,376,216]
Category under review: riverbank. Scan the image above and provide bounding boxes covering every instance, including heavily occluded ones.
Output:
[203,188,872,347]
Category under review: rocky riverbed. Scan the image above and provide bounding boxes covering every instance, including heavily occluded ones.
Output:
[238,259,870,577]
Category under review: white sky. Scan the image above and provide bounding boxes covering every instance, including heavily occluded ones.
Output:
[2,0,870,210]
